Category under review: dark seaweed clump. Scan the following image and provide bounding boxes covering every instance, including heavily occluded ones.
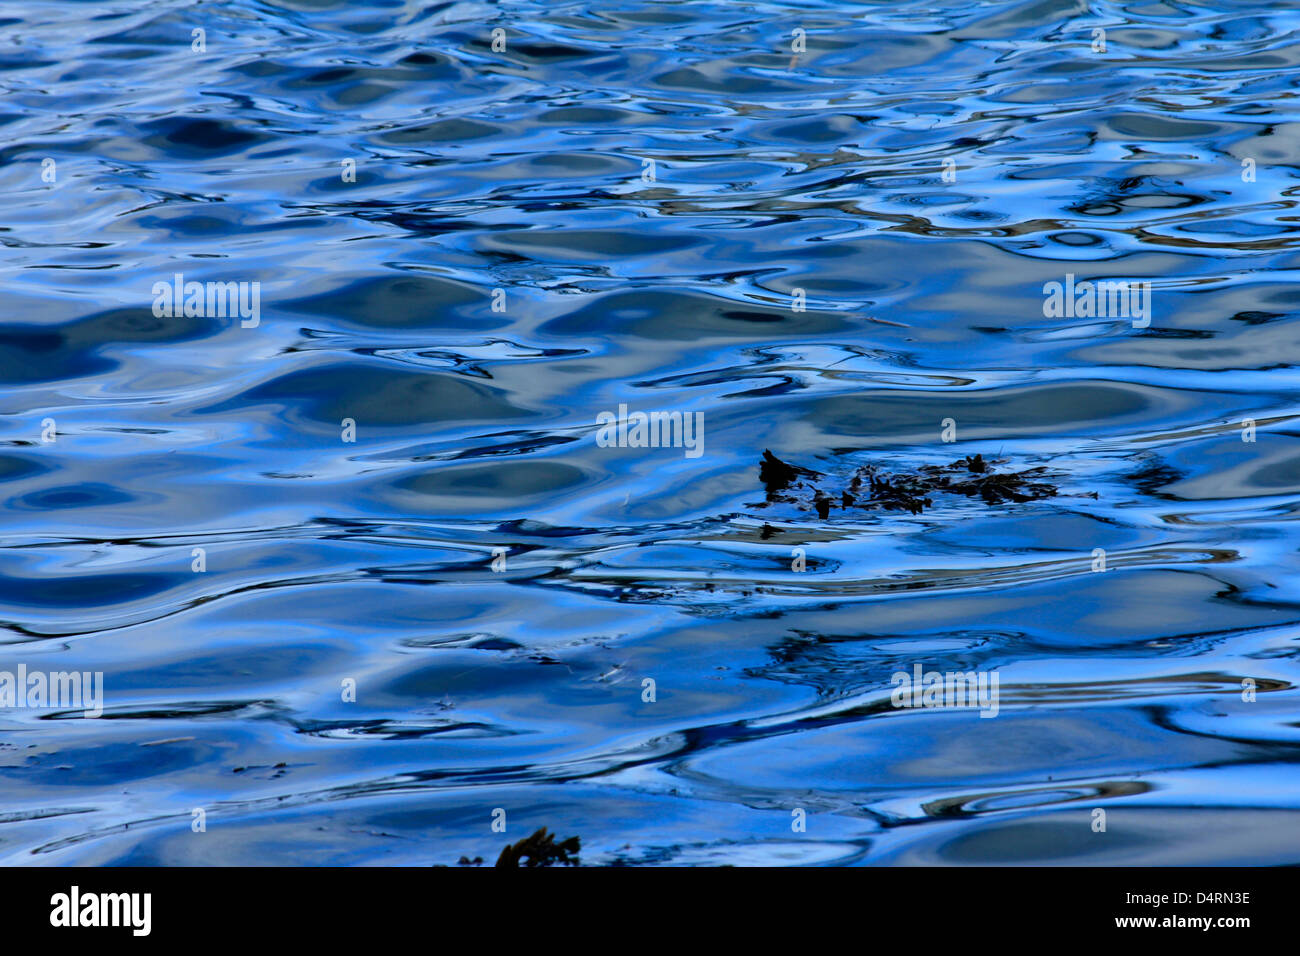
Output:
[494,828,581,867]
[759,449,1059,518]
[438,827,583,867]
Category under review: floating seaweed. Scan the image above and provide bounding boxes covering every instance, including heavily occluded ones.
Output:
[759,448,820,493]
[758,449,1059,517]
[494,827,581,867]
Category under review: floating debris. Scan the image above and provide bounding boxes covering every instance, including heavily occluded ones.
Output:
[758,449,1059,517]
[494,827,581,867]
[759,448,820,493]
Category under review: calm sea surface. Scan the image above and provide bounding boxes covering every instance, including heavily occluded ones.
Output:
[3,0,1300,865]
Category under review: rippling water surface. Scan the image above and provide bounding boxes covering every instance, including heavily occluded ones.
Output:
[4,0,1300,866]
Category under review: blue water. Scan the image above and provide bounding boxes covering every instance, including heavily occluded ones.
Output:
[4,0,1300,866]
